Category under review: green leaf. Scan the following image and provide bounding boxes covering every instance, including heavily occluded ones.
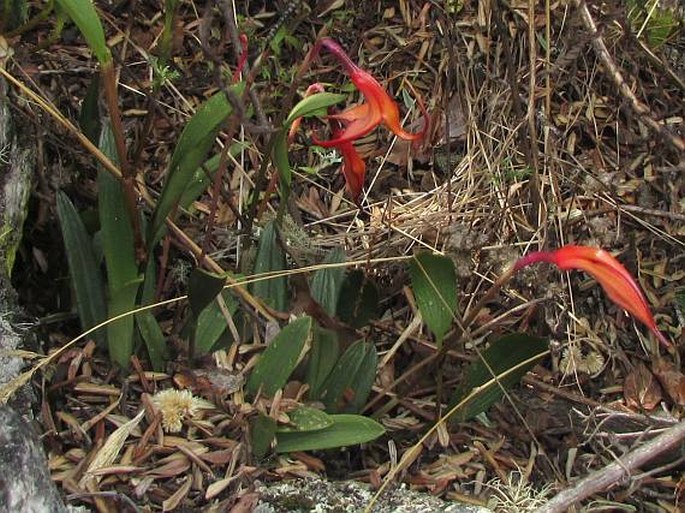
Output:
[271,93,347,199]
[250,221,287,311]
[275,414,385,453]
[194,291,238,356]
[97,126,137,289]
[97,124,141,368]
[337,270,379,329]
[409,252,457,345]
[149,85,243,244]
[319,340,377,413]
[278,406,333,433]
[2,0,28,31]
[449,333,549,423]
[55,0,111,65]
[306,326,339,400]
[285,92,347,125]
[79,76,101,143]
[56,190,107,347]
[310,247,346,316]
[251,413,277,459]
[188,268,225,317]
[135,312,168,371]
[245,316,313,398]
[136,257,168,370]
[178,144,244,210]
[104,281,140,368]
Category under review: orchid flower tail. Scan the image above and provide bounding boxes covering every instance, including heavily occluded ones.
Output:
[315,38,360,75]
[514,245,671,348]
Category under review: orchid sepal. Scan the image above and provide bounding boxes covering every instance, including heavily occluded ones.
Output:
[514,246,671,348]
[312,38,428,147]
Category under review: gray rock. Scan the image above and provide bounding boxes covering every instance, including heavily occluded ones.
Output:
[0,406,68,513]
[0,73,70,513]
[253,478,494,513]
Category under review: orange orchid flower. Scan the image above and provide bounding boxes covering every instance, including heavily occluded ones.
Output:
[287,84,367,202]
[311,38,428,148]
[328,115,366,203]
[514,246,671,348]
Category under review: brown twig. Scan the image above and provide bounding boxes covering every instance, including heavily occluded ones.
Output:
[535,419,685,513]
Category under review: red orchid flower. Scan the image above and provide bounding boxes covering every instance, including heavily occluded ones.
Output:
[514,246,670,348]
[287,84,367,202]
[311,38,428,148]
[328,114,366,203]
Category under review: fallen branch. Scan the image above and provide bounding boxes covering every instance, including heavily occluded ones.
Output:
[535,419,685,513]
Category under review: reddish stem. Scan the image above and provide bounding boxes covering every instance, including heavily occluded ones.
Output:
[315,38,359,75]
[513,251,556,271]
[232,33,249,83]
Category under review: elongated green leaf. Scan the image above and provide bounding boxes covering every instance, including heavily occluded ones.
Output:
[186,268,227,358]
[246,316,313,398]
[79,76,101,143]
[306,327,339,400]
[319,340,377,413]
[251,413,277,459]
[157,0,180,66]
[285,92,347,124]
[98,126,138,289]
[194,291,238,356]
[188,268,225,317]
[98,125,141,368]
[105,281,140,368]
[250,221,287,311]
[449,333,549,423]
[2,0,28,31]
[135,312,167,371]
[409,252,457,345]
[136,257,168,370]
[178,144,244,210]
[56,190,107,346]
[278,406,333,433]
[149,85,243,244]
[310,247,346,316]
[275,414,385,453]
[336,270,379,329]
[55,0,111,65]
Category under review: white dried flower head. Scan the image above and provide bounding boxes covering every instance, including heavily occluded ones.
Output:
[152,389,203,433]
[486,471,553,512]
[583,350,605,375]
[560,345,583,375]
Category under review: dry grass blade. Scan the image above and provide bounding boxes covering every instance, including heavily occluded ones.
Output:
[79,409,145,488]
[162,476,192,512]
